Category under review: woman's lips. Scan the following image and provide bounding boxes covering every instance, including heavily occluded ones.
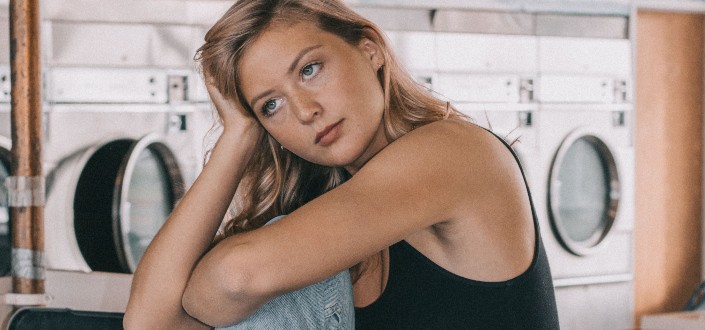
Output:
[315,119,343,146]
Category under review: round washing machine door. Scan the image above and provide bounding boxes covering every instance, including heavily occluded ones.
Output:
[548,128,620,256]
[0,139,11,275]
[73,135,184,273]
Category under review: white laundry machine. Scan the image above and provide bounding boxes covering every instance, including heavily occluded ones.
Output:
[29,13,213,275]
[43,110,186,274]
[42,67,210,274]
[535,106,634,329]
[534,107,633,276]
[534,36,634,329]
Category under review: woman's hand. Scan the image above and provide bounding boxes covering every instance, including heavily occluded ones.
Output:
[205,73,262,136]
[204,74,263,160]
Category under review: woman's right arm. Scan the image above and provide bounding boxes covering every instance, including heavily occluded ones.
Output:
[123,81,261,329]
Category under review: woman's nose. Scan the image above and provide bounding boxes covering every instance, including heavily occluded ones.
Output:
[290,91,321,123]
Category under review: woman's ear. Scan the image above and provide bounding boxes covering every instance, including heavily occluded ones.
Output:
[358,29,385,69]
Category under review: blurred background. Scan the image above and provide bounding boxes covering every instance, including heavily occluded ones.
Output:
[0,0,704,328]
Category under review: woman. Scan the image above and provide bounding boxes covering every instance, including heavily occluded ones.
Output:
[124,0,559,329]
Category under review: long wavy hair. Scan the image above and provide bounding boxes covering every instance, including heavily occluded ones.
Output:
[196,0,465,252]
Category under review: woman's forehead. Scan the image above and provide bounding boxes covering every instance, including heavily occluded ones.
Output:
[237,22,352,93]
[242,22,333,62]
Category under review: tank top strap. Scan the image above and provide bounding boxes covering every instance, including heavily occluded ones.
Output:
[474,124,543,244]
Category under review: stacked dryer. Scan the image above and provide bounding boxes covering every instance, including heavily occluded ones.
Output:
[36,17,212,274]
[534,37,634,329]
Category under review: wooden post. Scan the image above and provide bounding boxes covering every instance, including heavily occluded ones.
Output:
[8,0,44,301]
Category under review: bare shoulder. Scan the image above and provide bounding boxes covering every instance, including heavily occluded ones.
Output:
[392,119,509,159]
[360,119,519,187]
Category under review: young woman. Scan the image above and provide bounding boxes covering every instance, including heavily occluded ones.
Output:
[124,0,559,329]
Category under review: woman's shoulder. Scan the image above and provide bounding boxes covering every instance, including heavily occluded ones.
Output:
[405,119,493,143]
[368,119,514,174]
[356,119,520,202]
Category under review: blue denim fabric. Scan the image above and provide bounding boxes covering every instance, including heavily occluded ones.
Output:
[217,215,355,329]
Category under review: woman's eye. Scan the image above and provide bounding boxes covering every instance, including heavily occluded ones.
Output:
[301,63,321,80]
[261,98,282,117]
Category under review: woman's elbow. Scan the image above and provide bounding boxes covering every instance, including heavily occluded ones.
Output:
[182,262,267,327]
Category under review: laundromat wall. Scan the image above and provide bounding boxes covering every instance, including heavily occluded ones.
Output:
[6,0,699,329]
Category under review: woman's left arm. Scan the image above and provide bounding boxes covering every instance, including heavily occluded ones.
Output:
[182,121,512,326]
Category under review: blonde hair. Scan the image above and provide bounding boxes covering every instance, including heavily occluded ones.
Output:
[196,0,465,243]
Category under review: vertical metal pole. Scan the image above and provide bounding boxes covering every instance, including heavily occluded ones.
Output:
[9,0,44,300]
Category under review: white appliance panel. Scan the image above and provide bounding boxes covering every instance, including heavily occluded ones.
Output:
[50,22,197,68]
[46,68,168,104]
[434,74,521,103]
[437,33,537,73]
[539,37,631,76]
[538,76,615,104]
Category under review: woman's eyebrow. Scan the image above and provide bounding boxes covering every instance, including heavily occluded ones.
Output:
[288,44,323,74]
[250,44,323,108]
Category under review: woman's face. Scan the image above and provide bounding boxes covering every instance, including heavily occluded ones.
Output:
[238,21,387,174]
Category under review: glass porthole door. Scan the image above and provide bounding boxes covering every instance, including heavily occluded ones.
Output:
[548,129,620,256]
[114,136,184,272]
[74,135,184,273]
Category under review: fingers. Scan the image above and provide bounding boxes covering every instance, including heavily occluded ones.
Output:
[204,74,243,116]
[203,71,261,134]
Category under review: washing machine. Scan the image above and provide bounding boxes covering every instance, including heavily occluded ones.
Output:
[535,106,634,329]
[41,67,210,274]
[31,13,213,275]
[534,36,634,329]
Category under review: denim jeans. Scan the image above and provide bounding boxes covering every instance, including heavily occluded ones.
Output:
[218,215,355,329]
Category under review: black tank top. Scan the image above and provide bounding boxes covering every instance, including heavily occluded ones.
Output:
[354,130,560,330]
